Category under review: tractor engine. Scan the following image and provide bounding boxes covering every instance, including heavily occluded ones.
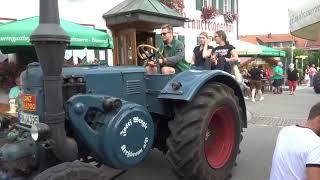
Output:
[0,63,155,178]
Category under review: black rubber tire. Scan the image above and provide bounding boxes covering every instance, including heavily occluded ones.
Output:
[32,161,104,180]
[313,73,320,94]
[167,82,242,180]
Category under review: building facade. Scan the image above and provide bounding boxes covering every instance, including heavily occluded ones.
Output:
[1,0,238,64]
[163,0,238,60]
[240,34,307,49]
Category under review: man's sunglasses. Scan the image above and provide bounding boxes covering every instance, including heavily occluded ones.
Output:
[161,32,171,36]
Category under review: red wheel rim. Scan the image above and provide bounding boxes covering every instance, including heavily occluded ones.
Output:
[204,106,235,169]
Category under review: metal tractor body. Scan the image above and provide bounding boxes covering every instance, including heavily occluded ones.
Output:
[0,0,247,179]
[0,63,247,179]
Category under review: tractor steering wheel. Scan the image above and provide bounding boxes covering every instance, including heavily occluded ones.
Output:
[137,44,165,66]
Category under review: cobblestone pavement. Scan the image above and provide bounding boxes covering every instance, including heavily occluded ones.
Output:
[246,87,318,127]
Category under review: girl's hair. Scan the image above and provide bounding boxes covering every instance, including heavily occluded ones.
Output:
[215,30,229,45]
[199,32,209,39]
[252,62,258,68]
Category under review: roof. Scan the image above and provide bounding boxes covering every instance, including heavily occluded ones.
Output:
[305,40,320,51]
[240,34,307,48]
[103,0,186,23]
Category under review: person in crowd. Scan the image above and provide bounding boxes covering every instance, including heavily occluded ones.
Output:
[249,62,264,102]
[287,63,299,95]
[304,65,310,85]
[309,64,318,87]
[270,102,320,180]
[240,69,250,100]
[190,32,214,70]
[258,64,266,78]
[272,62,284,94]
[8,77,21,112]
[213,30,240,80]
[146,24,186,74]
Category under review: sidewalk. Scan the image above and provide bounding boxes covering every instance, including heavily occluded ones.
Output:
[245,87,318,126]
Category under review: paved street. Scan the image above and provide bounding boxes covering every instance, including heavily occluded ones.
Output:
[110,87,319,180]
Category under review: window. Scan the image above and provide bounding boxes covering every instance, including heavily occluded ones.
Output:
[217,0,234,13]
[196,0,218,10]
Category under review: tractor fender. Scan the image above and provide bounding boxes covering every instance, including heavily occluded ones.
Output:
[158,70,247,127]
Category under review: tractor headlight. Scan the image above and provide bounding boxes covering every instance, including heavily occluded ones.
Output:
[31,123,50,141]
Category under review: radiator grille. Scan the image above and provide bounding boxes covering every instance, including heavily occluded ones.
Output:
[126,80,141,95]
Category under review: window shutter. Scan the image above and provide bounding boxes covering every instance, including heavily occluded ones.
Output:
[212,0,217,7]
[231,0,235,13]
[219,0,224,13]
[196,0,203,10]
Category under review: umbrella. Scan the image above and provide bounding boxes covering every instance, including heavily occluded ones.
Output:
[259,45,286,57]
[229,40,262,56]
[289,1,320,40]
[0,16,113,51]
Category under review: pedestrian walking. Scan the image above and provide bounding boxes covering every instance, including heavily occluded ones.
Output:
[272,62,284,94]
[240,69,250,100]
[270,102,320,180]
[304,65,310,85]
[309,64,318,87]
[287,63,299,95]
[249,62,264,102]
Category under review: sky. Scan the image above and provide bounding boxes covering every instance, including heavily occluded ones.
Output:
[0,0,301,36]
[238,0,299,35]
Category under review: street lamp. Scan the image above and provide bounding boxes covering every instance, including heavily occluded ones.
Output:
[291,40,296,64]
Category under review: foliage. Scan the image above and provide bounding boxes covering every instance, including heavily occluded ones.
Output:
[201,6,219,21]
[223,11,238,23]
[160,0,185,14]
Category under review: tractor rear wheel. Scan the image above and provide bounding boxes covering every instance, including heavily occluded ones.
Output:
[33,161,104,180]
[313,73,320,94]
[167,82,242,180]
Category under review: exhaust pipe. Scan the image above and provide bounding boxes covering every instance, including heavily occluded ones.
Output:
[30,0,78,161]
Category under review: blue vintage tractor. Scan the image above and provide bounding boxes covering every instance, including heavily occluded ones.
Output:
[0,0,247,180]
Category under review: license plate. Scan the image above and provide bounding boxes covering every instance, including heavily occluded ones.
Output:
[19,112,39,126]
[22,94,37,112]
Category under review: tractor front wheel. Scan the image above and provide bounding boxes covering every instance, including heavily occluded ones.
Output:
[33,161,104,180]
[167,82,242,180]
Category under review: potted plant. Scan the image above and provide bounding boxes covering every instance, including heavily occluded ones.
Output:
[223,11,238,23]
[160,0,185,14]
[201,6,219,22]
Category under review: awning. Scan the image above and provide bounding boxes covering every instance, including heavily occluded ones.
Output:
[289,1,320,41]
[259,45,286,57]
[210,40,285,57]
[229,40,262,56]
[0,16,113,52]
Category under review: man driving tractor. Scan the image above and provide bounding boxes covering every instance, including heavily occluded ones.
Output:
[145,24,187,74]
